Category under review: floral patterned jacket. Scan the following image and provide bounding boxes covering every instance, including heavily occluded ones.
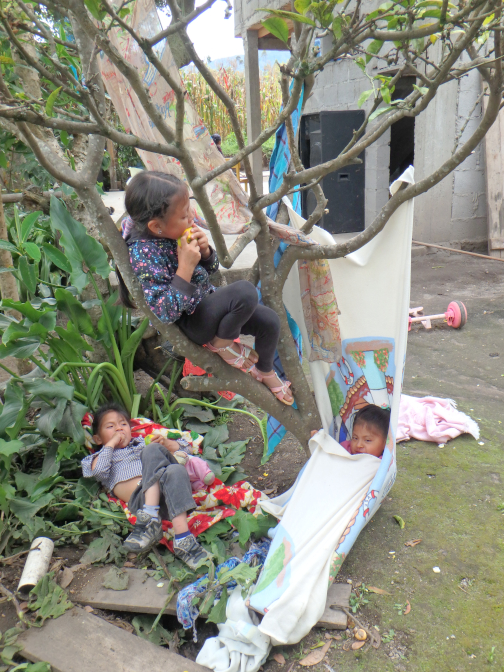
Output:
[125,225,219,324]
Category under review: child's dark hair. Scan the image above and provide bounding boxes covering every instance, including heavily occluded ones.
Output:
[353,404,390,439]
[92,401,130,436]
[118,171,187,308]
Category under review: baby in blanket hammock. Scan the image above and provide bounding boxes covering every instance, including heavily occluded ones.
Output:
[343,405,390,458]
[311,404,390,458]
[81,402,214,568]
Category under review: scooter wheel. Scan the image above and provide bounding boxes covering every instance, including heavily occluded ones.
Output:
[446,300,467,328]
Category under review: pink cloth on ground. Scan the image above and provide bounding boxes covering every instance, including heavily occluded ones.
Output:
[397,394,480,443]
[185,455,214,491]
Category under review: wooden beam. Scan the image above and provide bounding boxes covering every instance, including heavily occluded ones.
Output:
[106,139,119,190]
[19,607,209,672]
[258,36,290,51]
[73,566,350,629]
[483,98,504,259]
[244,28,263,195]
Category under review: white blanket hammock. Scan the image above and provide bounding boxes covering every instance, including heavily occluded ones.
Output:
[96,0,414,651]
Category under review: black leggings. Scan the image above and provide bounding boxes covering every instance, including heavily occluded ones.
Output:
[177,280,280,372]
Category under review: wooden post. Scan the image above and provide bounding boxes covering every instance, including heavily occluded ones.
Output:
[244,29,263,195]
[106,138,119,191]
[483,98,504,258]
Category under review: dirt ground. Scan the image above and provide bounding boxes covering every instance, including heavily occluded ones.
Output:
[2,249,504,671]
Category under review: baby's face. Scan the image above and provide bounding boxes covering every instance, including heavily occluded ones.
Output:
[94,411,132,449]
[350,422,386,457]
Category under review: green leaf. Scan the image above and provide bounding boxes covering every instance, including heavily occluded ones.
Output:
[259,8,316,25]
[294,0,312,13]
[393,514,406,529]
[84,0,107,20]
[29,573,73,625]
[203,424,230,449]
[102,566,129,590]
[413,84,429,95]
[36,399,67,438]
[218,562,259,589]
[118,6,130,18]
[0,381,24,435]
[1,299,53,323]
[120,317,149,365]
[185,419,211,434]
[132,614,172,646]
[59,400,86,443]
[50,196,111,291]
[60,130,69,146]
[332,15,344,39]
[219,440,247,466]
[261,17,289,43]
[366,39,384,63]
[55,288,96,337]
[21,210,42,243]
[0,151,8,169]
[0,438,24,457]
[0,239,19,255]
[45,86,62,118]
[54,324,90,353]
[181,403,215,423]
[206,585,228,624]
[358,89,374,107]
[9,495,54,527]
[23,242,42,263]
[80,529,125,565]
[17,256,37,294]
[24,378,74,401]
[368,105,394,121]
[230,509,261,546]
[0,337,40,359]
[41,243,72,273]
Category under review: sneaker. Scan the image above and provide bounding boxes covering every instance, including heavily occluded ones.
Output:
[173,533,211,570]
[123,511,162,552]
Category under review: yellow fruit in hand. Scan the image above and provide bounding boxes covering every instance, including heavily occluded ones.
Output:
[177,227,193,247]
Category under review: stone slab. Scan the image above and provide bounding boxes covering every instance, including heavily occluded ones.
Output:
[19,607,209,672]
[73,567,349,629]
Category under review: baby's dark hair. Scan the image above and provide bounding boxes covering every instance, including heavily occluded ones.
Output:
[118,171,187,307]
[353,404,390,439]
[92,401,130,436]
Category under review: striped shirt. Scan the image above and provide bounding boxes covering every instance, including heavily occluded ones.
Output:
[81,436,193,493]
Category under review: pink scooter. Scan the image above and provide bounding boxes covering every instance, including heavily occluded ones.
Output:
[408,301,467,331]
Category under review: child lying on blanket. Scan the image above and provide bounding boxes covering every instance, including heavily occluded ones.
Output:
[80,402,212,568]
[311,404,390,458]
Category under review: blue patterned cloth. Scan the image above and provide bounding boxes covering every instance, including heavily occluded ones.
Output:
[176,540,270,640]
[262,84,305,461]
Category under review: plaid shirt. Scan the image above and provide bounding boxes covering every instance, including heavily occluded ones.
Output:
[81,436,193,493]
[81,437,146,493]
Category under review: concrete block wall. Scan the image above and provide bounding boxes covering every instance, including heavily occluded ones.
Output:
[303,45,488,244]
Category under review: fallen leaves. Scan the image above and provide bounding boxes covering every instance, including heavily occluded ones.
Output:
[351,641,365,650]
[393,515,405,529]
[299,641,331,666]
[404,539,422,547]
[273,653,286,665]
[58,567,74,590]
[367,586,391,595]
[404,600,411,615]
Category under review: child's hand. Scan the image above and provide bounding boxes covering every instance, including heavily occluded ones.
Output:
[149,434,180,454]
[105,431,124,449]
[189,226,211,259]
[177,235,201,282]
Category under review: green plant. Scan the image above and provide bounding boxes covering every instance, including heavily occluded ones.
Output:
[488,646,496,664]
[349,584,370,613]
[381,629,395,644]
